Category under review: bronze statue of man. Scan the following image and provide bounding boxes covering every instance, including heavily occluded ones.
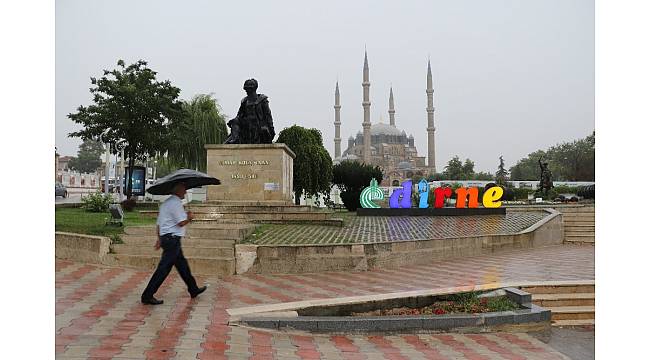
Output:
[224,79,275,144]
[538,157,554,193]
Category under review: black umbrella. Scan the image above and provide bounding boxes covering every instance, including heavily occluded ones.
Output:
[146,169,220,195]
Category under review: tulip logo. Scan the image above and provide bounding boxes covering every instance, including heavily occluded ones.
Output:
[360,178,384,208]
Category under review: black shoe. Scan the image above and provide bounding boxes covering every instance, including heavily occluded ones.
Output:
[190,286,207,298]
[141,297,163,305]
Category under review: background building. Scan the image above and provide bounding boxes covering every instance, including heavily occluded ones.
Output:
[333,52,436,186]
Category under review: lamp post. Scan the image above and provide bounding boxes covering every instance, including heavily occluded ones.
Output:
[104,145,110,197]
[115,139,126,202]
[100,129,112,197]
[153,159,157,182]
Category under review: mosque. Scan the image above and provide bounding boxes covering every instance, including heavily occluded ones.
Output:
[332,51,437,186]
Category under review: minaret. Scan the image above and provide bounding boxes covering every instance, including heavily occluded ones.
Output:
[426,59,436,173]
[388,86,395,126]
[362,50,372,163]
[334,81,342,158]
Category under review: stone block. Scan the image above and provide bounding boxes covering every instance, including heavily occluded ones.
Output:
[420,315,483,330]
[483,311,516,326]
[505,287,532,305]
[205,144,294,203]
[512,309,543,324]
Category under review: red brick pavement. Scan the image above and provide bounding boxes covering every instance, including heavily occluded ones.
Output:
[56,245,591,359]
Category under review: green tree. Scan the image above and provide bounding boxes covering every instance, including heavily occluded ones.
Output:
[473,172,494,181]
[509,132,594,181]
[495,155,509,185]
[443,156,464,180]
[549,131,595,181]
[332,161,383,211]
[68,59,183,198]
[510,150,547,180]
[462,158,475,178]
[277,125,333,205]
[167,94,228,172]
[68,139,104,173]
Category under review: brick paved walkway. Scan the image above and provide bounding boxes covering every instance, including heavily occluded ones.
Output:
[56,244,593,359]
[250,212,547,245]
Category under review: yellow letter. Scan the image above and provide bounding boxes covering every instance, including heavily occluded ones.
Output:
[482,187,504,208]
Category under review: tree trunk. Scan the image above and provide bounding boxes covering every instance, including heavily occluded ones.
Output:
[295,190,301,205]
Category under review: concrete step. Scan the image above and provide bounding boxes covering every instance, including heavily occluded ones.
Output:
[548,306,595,321]
[532,293,595,307]
[106,254,235,276]
[204,200,294,206]
[552,319,595,327]
[564,224,595,230]
[565,234,595,243]
[562,215,596,223]
[196,212,331,221]
[563,219,595,223]
[564,222,595,228]
[190,204,323,213]
[194,218,344,227]
[559,208,595,213]
[562,213,595,219]
[124,225,256,239]
[565,238,595,244]
[120,235,236,247]
[565,229,595,235]
[112,244,234,257]
[521,284,595,294]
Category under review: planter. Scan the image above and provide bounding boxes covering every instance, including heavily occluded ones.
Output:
[239,288,551,333]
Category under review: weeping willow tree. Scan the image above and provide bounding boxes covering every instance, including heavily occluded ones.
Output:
[167,94,228,172]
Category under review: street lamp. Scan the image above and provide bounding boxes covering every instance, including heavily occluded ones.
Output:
[101,130,111,197]
[116,140,126,202]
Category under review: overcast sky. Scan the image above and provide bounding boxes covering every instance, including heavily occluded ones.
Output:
[56,0,594,173]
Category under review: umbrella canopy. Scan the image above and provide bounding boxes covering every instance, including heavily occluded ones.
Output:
[146,169,220,195]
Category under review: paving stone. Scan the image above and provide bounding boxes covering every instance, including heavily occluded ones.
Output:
[55,244,593,360]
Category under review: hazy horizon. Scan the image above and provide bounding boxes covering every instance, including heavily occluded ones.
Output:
[56,0,594,173]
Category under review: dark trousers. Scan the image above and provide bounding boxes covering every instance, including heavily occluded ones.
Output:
[141,234,199,299]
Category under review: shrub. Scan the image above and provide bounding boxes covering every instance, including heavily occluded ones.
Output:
[332,161,383,211]
[553,185,580,194]
[121,198,137,212]
[512,188,533,200]
[81,192,113,212]
[486,296,519,312]
[109,234,123,244]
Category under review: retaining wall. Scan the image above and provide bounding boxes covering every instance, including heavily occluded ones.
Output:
[55,232,110,263]
[236,209,563,274]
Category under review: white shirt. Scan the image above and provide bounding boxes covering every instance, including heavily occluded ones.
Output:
[157,195,188,237]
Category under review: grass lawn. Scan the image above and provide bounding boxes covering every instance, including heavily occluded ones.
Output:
[55,207,156,237]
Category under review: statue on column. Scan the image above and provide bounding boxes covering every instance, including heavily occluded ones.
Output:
[224,79,276,144]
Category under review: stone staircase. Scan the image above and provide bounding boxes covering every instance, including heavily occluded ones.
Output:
[521,283,595,327]
[106,223,256,276]
[561,205,595,244]
[139,202,342,226]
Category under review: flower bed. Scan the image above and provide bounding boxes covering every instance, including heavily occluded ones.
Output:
[238,288,551,334]
[351,293,519,317]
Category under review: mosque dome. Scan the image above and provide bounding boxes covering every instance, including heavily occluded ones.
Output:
[370,123,404,136]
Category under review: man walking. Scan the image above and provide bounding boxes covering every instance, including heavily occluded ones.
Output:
[141,182,206,305]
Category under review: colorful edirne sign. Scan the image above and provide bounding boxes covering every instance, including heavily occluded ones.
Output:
[360,178,504,209]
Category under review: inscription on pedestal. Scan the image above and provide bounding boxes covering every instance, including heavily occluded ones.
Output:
[205,144,295,203]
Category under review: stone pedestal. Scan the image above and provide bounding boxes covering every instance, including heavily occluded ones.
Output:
[205,144,295,204]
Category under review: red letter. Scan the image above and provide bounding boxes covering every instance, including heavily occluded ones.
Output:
[433,187,453,208]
